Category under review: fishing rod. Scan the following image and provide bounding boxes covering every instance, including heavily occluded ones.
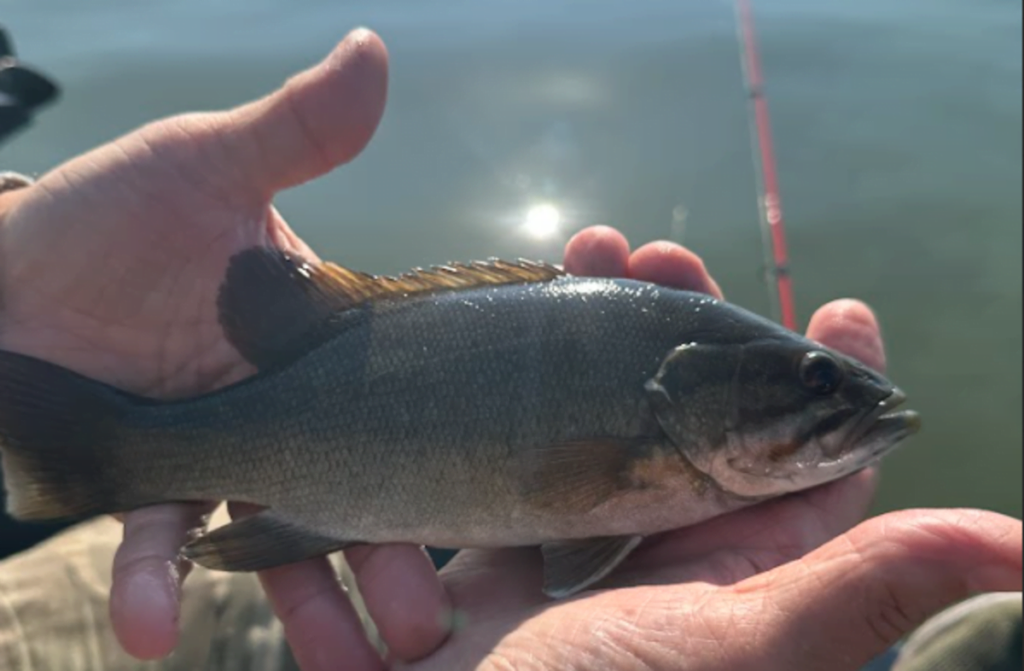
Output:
[733,0,798,331]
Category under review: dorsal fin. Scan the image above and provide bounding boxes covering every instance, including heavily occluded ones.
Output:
[217,246,565,370]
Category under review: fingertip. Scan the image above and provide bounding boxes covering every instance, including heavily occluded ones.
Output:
[300,25,390,165]
[323,27,390,96]
[226,26,390,195]
[628,241,723,298]
[346,544,453,662]
[110,564,181,659]
[109,503,212,660]
[847,509,1024,597]
[808,298,879,332]
[110,530,183,659]
[563,226,630,277]
[806,299,886,372]
[334,27,389,65]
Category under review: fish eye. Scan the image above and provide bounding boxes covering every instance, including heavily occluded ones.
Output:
[799,351,844,395]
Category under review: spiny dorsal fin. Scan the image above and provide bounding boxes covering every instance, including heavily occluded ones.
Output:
[318,256,565,302]
[217,246,565,370]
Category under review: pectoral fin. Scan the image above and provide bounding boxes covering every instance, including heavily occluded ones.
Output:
[541,535,643,599]
[182,509,358,572]
[516,438,657,513]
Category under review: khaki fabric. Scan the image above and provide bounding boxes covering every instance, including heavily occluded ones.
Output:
[0,507,380,671]
[892,591,1022,671]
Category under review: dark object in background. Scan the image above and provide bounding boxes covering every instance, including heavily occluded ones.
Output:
[0,23,65,562]
[0,25,60,149]
[426,547,458,569]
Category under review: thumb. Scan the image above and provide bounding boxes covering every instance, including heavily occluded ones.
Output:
[746,508,1023,671]
[217,27,388,198]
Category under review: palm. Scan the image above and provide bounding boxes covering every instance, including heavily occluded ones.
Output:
[0,120,313,397]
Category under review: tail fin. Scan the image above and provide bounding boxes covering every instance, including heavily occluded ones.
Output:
[0,349,142,521]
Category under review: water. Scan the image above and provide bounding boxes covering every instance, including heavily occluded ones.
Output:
[0,0,1020,610]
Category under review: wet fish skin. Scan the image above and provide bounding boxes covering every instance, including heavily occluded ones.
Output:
[0,248,921,598]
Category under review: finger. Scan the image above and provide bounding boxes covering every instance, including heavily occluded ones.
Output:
[110,502,213,660]
[219,502,385,670]
[222,27,389,197]
[747,508,1023,671]
[345,544,454,663]
[628,241,724,299]
[805,299,886,373]
[257,558,385,671]
[803,298,886,495]
[563,226,630,277]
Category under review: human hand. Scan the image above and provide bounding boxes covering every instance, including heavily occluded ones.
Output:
[0,28,453,670]
[392,226,1023,671]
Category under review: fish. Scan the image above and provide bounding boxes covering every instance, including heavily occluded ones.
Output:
[0,247,922,598]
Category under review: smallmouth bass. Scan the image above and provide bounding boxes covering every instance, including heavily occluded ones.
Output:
[0,248,921,597]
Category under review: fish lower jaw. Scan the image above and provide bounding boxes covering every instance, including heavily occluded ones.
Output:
[847,388,920,446]
[853,409,922,460]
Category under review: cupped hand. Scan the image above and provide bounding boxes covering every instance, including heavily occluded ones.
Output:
[398,227,1023,671]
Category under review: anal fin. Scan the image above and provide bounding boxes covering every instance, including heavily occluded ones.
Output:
[541,535,643,599]
[182,509,357,572]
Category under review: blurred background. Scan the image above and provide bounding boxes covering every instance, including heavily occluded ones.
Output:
[0,0,1020,582]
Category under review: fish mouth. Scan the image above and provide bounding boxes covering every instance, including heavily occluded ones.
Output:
[846,388,922,461]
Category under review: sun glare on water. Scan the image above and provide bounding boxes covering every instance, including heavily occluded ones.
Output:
[522,203,562,240]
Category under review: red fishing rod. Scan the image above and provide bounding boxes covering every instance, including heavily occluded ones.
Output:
[734,0,798,331]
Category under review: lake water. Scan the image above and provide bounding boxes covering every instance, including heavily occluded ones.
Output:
[1,0,1020,570]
